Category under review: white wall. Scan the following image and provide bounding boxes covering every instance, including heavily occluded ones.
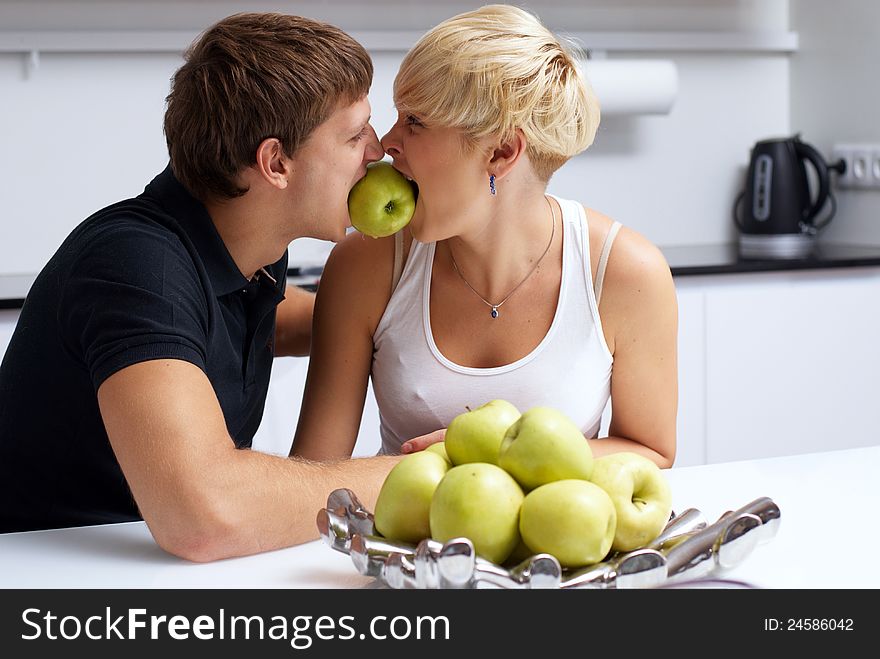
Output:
[0,52,180,273]
[790,0,880,245]
[553,52,788,246]
[0,0,793,276]
[0,1,790,32]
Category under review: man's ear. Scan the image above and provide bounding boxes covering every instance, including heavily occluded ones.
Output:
[254,138,290,190]
[488,129,527,181]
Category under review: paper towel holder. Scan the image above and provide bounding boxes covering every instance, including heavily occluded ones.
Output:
[580,58,678,116]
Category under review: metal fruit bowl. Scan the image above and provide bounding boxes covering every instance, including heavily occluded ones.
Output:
[316,488,781,589]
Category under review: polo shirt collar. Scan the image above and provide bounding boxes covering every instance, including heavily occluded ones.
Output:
[141,165,253,298]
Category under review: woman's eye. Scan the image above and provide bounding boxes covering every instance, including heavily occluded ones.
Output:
[405,115,423,128]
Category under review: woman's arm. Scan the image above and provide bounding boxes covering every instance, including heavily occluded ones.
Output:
[273,286,316,357]
[592,225,678,468]
[290,232,395,460]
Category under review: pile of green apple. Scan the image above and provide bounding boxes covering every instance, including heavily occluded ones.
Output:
[374,400,673,568]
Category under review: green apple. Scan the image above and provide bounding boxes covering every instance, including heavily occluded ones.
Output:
[497,406,593,490]
[444,399,521,466]
[589,452,672,552]
[374,451,450,544]
[519,479,617,568]
[425,442,452,466]
[429,463,524,564]
[347,161,416,238]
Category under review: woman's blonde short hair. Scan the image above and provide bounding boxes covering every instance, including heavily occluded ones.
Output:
[394,4,599,181]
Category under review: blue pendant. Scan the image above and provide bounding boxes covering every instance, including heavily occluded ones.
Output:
[491,307,499,319]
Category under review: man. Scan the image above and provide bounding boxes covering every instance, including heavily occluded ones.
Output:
[0,13,400,561]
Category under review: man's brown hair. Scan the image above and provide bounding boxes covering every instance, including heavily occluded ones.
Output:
[164,12,373,201]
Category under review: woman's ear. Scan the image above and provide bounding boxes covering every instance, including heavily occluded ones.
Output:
[489,129,527,181]
[254,137,291,190]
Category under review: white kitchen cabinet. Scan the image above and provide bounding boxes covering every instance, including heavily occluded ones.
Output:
[674,287,707,467]
[6,266,880,466]
[261,264,880,467]
[676,267,880,464]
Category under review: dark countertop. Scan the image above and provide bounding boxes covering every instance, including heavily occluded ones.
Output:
[0,272,322,311]
[4,242,880,309]
[661,242,880,276]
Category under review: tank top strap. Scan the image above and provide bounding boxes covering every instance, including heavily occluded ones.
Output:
[594,221,622,306]
[391,230,405,294]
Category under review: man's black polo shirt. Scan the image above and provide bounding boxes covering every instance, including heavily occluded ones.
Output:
[0,166,287,533]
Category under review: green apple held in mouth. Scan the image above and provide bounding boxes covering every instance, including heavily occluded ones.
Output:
[519,479,617,568]
[429,463,524,564]
[497,406,593,490]
[374,451,450,544]
[589,452,672,552]
[444,399,521,466]
[347,161,416,238]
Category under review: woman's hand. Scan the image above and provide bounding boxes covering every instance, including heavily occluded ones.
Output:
[400,429,446,454]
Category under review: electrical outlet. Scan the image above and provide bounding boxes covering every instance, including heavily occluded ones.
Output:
[833,143,880,189]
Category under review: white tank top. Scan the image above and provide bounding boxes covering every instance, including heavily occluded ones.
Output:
[371,196,617,455]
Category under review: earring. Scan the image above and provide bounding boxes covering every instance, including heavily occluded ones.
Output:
[489,174,497,196]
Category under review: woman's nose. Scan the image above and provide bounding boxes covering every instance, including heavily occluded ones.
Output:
[381,126,402,158]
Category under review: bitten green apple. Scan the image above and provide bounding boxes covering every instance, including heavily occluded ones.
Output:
[425,442,452,466]
[497,406,593,490]
[589,452,672,552]
[444,399,521,466]
[347,161,416,238]
[519,479,617,568]
[429,463,524,564]
[374,451,450,544]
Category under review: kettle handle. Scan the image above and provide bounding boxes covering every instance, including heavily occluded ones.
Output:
[732,191,747,230]
[793,138,831,225]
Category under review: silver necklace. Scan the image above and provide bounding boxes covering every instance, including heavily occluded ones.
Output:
[448,196,556,319]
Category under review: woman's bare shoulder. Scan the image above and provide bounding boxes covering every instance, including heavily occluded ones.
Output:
[318,228,412,332]
[325,226,415,273]
[583,205,671,288]
[583,205,675,354]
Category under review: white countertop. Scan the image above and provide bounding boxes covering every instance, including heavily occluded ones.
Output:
[1,445,878,589]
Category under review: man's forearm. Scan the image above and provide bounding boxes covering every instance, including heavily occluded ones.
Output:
[98,358,391,562]
[153,448,400,562]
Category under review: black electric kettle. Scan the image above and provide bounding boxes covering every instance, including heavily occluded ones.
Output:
[734,134,845,259]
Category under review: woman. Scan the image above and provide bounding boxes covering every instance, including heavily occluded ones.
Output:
[292,5,677,467]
